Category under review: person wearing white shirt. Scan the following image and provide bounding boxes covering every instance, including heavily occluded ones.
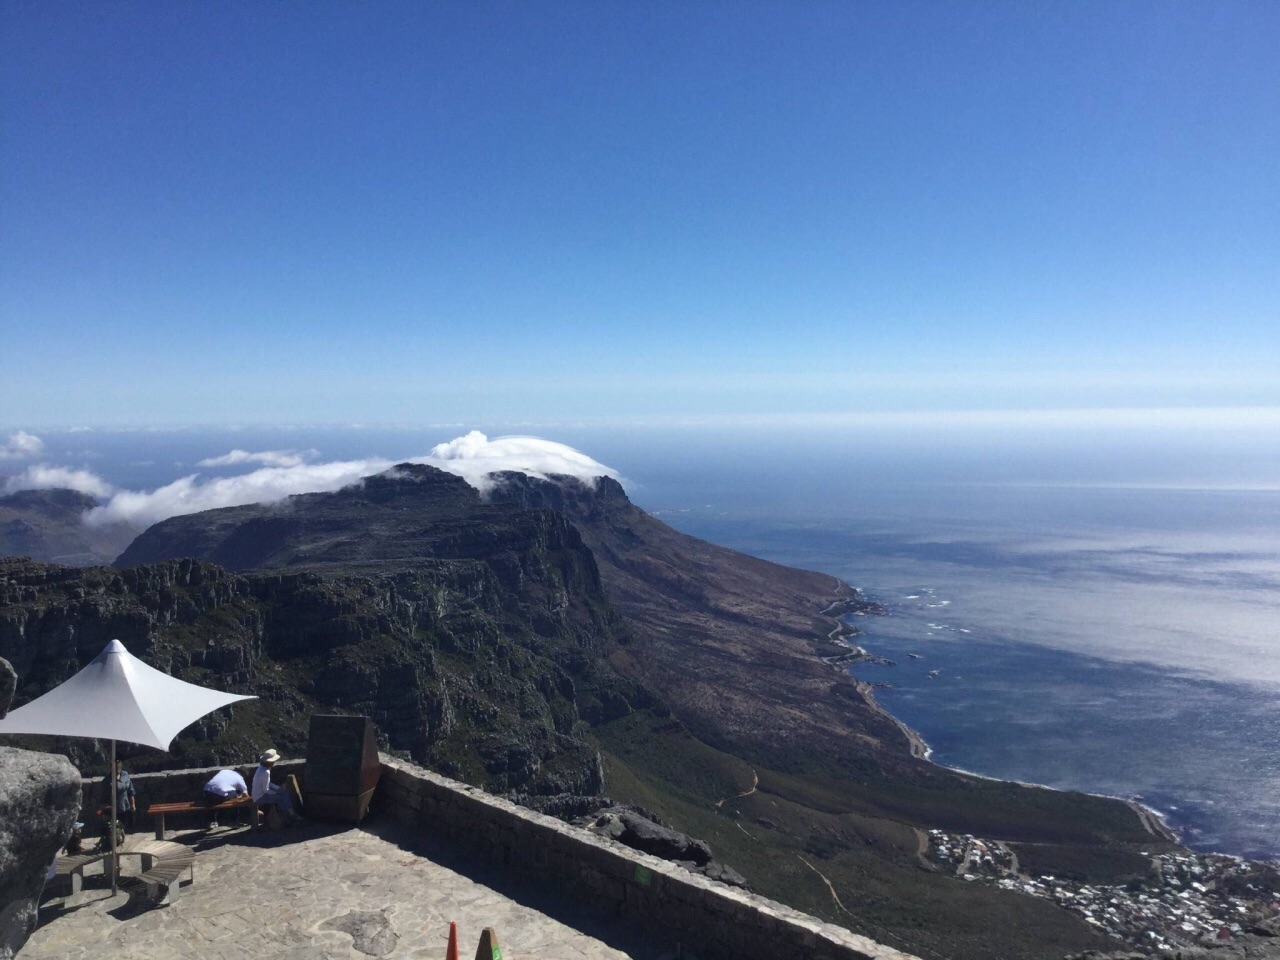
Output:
[251,748,293,819]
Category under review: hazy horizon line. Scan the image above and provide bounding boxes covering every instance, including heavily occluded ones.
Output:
[7,405,1280,434]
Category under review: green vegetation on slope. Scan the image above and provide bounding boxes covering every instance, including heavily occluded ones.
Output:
[597,708,1154,960]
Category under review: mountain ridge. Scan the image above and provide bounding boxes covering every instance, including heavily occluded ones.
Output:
[0,488,138,566]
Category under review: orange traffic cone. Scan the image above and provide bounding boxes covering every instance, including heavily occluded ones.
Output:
[446,921,459,960]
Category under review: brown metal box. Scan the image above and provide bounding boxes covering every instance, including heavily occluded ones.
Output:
[304,714,382,822]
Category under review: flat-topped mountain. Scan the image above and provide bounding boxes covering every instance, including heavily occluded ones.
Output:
[6,466,640,797]
[121,466,916,782]
[118,464,515,572]
[0,488,138,566]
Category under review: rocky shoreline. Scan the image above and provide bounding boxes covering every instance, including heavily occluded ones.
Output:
[825,589,1191,844]
[829,592,1280,954]
[813,584,933,762]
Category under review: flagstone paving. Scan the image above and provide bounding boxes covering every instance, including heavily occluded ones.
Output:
[25,818,675,960]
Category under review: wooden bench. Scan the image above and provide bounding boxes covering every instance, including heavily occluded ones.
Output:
[148,795,259,839]
[52,851,110,903]
[53,838,196,905]
[121,837,195,904]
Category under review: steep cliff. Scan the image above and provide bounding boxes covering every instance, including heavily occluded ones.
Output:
[486,472,918,777]
[2,468,649,794]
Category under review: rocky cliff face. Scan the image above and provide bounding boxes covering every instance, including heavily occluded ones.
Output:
[486,472,922,780]
[1,468,651,793]
[116,465,913,781]
[0,747,80,960]
[0,489,137,568]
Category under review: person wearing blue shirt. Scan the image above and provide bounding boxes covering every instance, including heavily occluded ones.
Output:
[199,768,249,830]
[201,768,248,801]
[101,760,138,833]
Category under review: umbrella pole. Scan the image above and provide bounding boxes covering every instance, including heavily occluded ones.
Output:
[109,738,118,895]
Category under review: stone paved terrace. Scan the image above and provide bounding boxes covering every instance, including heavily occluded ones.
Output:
[24,818,676,960]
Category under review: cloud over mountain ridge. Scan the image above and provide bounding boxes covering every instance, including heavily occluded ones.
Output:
[1,431,617,529]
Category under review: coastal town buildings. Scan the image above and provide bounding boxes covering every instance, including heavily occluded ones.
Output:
[926,829,1280,950]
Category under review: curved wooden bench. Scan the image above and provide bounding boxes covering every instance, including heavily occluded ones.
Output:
[120,837,195,904]
[53,851,110,903]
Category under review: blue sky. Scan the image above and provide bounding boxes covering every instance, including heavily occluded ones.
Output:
[2,1,1277,428]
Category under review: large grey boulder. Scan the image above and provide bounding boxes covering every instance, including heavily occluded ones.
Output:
[0,747,81,960]
[580,805,751,889]
[0,659,15,719]
[588,806,713,865]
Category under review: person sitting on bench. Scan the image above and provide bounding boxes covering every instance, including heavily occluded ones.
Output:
[200,768,248,804]
[199,768,249,828]
[252,749,294,823]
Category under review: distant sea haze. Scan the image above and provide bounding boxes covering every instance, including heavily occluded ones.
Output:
[667,485,1280,860]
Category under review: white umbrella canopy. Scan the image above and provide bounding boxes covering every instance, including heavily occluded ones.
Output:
[0,639,256,895]
[0,639,255,749]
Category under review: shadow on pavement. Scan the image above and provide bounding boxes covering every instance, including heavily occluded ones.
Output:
[362,814,685,960]
[35,818,340,928]
[36,814,688,958]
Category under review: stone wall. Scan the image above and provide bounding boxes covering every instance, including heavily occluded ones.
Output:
[73,755,916,959]
[79,760,305,825]
[375,756,918,960]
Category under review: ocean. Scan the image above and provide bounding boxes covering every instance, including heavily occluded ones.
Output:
[9,424,1280,859]
[661,487,1280,861]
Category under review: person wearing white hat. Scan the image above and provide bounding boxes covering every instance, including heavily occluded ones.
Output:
[251,748,294,823]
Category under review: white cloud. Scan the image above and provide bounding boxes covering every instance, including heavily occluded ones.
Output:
[421,431,619,494]
[197,448,317,468]
[0,430,45,459]
[79,432,618,530]
[84,458,395,529]
[3,464,115,499]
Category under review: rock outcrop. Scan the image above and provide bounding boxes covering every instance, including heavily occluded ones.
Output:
[579,805,748,888]
[0,553,635,794]
[0,747,81,960]
[0,658,14,719]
